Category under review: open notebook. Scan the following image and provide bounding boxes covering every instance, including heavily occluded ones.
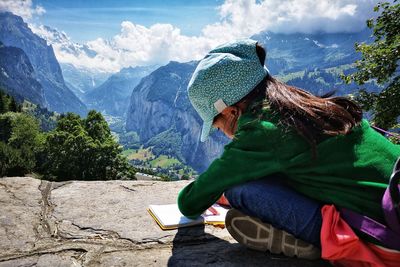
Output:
[148,203,229,230]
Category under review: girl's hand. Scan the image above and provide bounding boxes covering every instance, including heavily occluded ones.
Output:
[216,194,231,207]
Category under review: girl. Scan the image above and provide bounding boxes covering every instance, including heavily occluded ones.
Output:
[177,39,400,264]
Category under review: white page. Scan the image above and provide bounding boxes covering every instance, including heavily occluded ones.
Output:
[149,204,203,227]
[149,203,229,228]
[202,204,229,223]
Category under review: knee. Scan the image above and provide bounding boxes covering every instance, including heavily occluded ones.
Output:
[224,179,271,204]
[224,189,233,203]
[224,185,243,207]
[224,180,264,209]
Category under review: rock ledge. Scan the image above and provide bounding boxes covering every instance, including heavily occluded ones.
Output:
[0,177,328,266]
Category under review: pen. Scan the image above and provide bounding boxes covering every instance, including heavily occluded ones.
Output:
[207,206,219,215]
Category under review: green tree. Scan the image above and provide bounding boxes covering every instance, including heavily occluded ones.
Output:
[0,89,22,114]
[344,1,400,129]
[0,112,43,176]
[181,174,190,180]
[0,141,22,177]
[0,90,5,114]
[43,111,136,181]
[119,131,140,149]
[85,110,111,142]
[9,97,19,112]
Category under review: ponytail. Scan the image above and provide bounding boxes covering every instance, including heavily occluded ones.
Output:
[238,44,363,155]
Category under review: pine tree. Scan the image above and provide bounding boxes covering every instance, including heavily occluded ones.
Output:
[9,97,18,112]
[0,90,5,114]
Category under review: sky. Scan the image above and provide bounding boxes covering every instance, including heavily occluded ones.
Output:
[0,0,379,73]
[30,0,224,42]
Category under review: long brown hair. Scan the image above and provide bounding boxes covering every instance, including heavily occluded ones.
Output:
[236,43,362,153]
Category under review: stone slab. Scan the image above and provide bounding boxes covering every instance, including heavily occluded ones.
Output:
[0,177,329,266]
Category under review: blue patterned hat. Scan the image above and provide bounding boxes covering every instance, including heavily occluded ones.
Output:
[188,39,269,142]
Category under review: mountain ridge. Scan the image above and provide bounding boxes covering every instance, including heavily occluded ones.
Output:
[84,65,157,117]
[254,28,372,75]
[0,41,45,106]
[0,12,87,116]
[60,63,111,100]
[126,60,229,172]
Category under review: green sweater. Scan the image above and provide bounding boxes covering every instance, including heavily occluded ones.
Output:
[178,109,400,222]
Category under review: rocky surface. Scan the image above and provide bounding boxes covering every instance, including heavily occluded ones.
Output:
[0,41,45,106]
[126,61,229,172]
[0,177,329,266]
[84,66,156,117]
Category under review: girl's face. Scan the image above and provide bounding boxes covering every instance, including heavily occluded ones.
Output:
[212,106,241,139]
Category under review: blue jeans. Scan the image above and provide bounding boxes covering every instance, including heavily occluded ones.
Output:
[224,176,323,247]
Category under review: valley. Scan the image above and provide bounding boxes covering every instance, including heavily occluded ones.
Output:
[0,11,380,178]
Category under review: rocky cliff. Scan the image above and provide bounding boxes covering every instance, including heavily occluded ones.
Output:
[0,41,45,105]
[0,177,329,266]
[85,66,156,117]
[0,12,87,116]
[60,63,110,101]
[126,61,229,172]
[31,25,111,98]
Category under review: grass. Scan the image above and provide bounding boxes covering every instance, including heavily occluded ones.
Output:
[121,148,135,158]
[121,147,181,168]
[276,64,355,83]
[121,146,197,176]
[324,64,354,76]
[121,147,154,161]
[277,70,305,82]
[150,155,181,168]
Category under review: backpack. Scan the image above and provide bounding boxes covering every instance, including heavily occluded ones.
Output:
[340,157,400,250]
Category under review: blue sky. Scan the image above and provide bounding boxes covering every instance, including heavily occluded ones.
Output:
[32,0,223,42]
[0,0,378,72]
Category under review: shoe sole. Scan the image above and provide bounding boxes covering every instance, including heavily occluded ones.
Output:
[226,209,321,260]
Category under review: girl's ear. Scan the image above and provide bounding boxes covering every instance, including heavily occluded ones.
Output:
[230,106,242,118]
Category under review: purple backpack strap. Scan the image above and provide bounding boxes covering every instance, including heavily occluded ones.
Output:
[339,157,400,250]
[340,208,400,250]
[382,157,400,233]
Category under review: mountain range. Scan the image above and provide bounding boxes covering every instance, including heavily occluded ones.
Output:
[0,41,45,105]
[26,22,158,118]
[0,11,379,172]
[30,24,112,99]
[126,61,230,171]
[60,63,110,100]
[254,29,371,75]
[0,12,86,116]
[84,65,157,117]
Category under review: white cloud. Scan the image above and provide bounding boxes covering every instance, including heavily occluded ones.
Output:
[33,21,219,73]
[32,0,377,73]
[85,22,217,71]
[0,0,45,20]
[202,0,377,40]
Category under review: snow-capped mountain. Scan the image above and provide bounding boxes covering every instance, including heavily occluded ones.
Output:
[31,24,97,58]
[60,63,111,100]
[31,25,114,98]
[84,65,157,117]
[0,12,87,116]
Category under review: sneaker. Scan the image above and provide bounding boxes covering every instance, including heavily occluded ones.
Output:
[225,208,321,259]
